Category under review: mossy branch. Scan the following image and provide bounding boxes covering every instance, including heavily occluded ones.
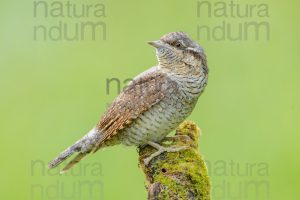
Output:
[138,121,211,200]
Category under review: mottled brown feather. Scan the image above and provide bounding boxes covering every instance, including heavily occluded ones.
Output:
[93,70,177,152]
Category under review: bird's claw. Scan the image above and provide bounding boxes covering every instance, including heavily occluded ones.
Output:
[143,141,189,166]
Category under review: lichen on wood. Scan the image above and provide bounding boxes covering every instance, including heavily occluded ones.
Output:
[138,121,211,200]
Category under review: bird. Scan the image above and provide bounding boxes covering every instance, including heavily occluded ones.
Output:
[48,32,209,173]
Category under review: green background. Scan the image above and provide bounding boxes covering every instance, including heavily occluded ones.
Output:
[1,0,299,199]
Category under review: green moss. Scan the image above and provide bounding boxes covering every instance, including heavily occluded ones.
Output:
[139,121,211,199]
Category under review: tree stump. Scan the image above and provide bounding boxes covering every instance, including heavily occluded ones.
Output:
[138,121,211,200]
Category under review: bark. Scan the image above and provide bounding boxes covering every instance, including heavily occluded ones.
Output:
[138,121,211,200]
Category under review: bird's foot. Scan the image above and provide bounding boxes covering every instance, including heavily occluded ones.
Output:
[164,135,192,142]
[143,141,189,166]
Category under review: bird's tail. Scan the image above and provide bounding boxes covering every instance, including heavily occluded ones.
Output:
[48,128,103,173]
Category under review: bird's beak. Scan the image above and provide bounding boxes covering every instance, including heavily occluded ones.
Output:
[147,40,163,48]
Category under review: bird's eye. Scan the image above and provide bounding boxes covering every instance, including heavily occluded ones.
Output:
[175,42,182,48]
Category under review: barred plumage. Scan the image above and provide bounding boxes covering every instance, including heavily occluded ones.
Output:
[49,32,208,172]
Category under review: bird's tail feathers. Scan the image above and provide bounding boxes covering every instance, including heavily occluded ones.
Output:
[60,152,87,174]
[48,128,102,173]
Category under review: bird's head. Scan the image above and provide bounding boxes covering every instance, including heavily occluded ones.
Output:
[148,32,207,71]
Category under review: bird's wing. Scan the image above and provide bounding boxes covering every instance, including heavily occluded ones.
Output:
[94,68,177,151]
